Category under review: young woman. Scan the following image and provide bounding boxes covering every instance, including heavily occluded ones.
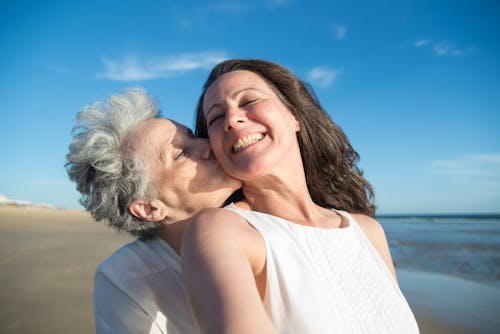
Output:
[182,59,419,334]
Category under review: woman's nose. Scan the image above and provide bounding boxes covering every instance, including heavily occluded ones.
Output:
[224,108,246,131]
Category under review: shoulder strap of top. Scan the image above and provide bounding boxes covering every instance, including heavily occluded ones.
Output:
[224,204,275,235]
[335,210,398,281]
[335,209,366,234]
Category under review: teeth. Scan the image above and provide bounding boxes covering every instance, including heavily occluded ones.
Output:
[233,133,264,153]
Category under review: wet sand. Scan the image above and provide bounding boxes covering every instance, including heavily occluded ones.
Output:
[398,270,500,334]
[0,206,494,333]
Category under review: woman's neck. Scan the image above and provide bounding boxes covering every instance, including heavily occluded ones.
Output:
[241,173,323,226]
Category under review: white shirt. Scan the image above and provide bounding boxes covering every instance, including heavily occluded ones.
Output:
[94,238,198,334]
[225,205,420,333]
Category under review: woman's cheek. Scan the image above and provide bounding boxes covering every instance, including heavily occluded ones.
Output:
[208,134,224,158]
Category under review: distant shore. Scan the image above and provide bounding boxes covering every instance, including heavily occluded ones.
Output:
[377,213,500,219]
[1,205,497,333]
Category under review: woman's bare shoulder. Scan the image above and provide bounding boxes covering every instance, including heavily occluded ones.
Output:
[350,213,386,241]
[182,207,262,259]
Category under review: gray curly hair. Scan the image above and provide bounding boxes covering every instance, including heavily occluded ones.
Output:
[66,88,162,239]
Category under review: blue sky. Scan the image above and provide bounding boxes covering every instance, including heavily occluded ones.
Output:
[1,0,499,214]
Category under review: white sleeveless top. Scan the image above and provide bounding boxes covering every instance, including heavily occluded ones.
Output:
[225,204,419,334]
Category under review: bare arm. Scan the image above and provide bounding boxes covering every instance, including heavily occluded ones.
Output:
[181,208,277,334]
[352,214,399,285]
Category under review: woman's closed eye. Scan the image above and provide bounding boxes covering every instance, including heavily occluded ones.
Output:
[241,98,259,107]
[206,96,261,126]
[174,129,196,159]
[174,148,187,160]
[207,112,224,127]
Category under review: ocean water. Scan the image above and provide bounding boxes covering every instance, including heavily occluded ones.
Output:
[378,214,500,286]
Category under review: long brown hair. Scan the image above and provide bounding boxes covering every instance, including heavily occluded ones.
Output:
[195,59,376,216]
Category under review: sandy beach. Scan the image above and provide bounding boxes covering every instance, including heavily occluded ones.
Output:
[0,206,497,333]
[0,206,133,334]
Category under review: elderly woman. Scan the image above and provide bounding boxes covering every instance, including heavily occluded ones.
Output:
[181,59,419,333]
[66,88,241,334]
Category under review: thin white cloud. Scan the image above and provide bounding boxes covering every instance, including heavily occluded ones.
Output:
[330,24,347,41]
[433,42,464,56]
[307,66,341,88]
[414,39,430,48]
[467,154,500,164]
[434,42,474,57]
[413,38,474,57]
[97,51,228,81]
[429,154,500,177]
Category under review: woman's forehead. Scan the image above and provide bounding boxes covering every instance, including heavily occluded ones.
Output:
[208,71,268,94]
[203,71,270,108]
[131,118,176,149]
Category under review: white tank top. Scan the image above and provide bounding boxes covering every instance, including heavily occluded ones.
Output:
[225,204,419,334]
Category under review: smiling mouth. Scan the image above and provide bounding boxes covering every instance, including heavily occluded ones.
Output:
[232,133,264,153]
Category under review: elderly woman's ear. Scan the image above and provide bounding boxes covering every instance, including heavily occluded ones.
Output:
[129,199,168,222]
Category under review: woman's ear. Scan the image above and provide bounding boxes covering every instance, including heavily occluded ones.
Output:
[295,119,301,132]
[129,199,168,222]
[289,113,300,132]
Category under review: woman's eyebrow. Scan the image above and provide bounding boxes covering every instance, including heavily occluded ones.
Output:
[206,103,219,117]
[233,87,262,98]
